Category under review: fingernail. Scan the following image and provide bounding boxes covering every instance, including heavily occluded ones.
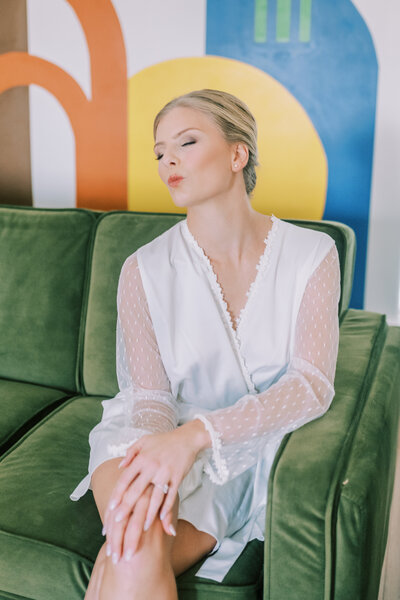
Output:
[169,524,177,536]
[143,519,150,531]
[101,525,106,536]
[112,552,119,565]
[160,511,166,521]
[115,511,123,523]
[109,499,117,510]
[106,545,111,557]
[118,460,125,469]
[124,548,133,562]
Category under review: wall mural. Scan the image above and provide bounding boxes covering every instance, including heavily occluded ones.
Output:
[0,0,378,308]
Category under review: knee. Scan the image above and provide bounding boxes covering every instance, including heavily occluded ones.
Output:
[103,519,172,592]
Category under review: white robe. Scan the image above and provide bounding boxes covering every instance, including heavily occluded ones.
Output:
[70,214,341,582]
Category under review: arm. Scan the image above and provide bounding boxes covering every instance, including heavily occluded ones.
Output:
[87,253,179,485]
[195,243,341,485]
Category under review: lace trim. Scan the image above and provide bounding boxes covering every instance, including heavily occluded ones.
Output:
[107,439,137,458]
[194,413,229,485]
[106,427,151,457]
[181,215,280,394]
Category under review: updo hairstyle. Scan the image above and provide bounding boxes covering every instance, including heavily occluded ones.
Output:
[153,89,259,196]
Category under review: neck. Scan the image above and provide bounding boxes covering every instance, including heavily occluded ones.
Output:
[186,193,268,264]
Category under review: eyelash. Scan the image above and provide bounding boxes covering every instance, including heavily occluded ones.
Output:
[155,140,196,161]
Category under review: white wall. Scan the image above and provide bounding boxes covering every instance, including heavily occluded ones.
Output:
[352,0,400,325]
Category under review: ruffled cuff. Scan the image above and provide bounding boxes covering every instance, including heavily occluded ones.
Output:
[106,427,151,457]
[194,414,229,485]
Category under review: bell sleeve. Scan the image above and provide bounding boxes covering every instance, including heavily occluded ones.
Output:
[78,253,178,494]
[194,243,341,485]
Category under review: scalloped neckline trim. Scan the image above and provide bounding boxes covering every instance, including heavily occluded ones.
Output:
[182,214,279,330]
[181,214,280,393]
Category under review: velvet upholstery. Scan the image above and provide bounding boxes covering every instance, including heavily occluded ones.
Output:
[0,378,72,454]
[264,309,400,599]
[0,206,95,391]
[0,206,398,600]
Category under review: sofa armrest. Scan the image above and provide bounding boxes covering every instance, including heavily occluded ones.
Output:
[264,309,400,600]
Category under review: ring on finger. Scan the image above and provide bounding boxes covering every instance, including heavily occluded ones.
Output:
[152,482,169,494]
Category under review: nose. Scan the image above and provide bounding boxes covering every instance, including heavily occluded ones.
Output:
[161,146,178,167]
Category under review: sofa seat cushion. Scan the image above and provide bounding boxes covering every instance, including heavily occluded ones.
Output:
[177,539,263,599]
[0,394,263,599]
[0,395,104,600]
[0,378,73,455]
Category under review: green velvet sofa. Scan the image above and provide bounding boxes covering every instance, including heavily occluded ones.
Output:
[0,205,399,600]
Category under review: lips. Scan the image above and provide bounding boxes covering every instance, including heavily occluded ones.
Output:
[168,175,183,187]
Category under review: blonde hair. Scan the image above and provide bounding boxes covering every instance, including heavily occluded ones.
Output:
[153,89,259,196]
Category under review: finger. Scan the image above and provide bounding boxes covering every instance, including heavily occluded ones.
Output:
[118,441,141,470]
[122,487,153,561]
[143,485,168,532]
[107,460,143,512]
[106,505,131,564]
[160,510,176,537]
[160,482,178,524]
[113,473,150,523]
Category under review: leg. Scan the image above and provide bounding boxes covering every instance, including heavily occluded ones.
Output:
[171,519,217,576]
[87,459,216,599]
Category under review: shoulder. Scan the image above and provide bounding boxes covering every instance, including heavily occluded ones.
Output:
[120,219,184,275]
[275,218,336,278]
[278,217,334,246]
[137,219,183,259]
[278,218,335,256]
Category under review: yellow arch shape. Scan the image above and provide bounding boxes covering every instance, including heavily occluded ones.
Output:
[128,56,327,219]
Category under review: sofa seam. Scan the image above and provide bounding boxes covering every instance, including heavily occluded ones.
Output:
[0,392,76,456]
[75,216,101,395]
[0,395,83,462]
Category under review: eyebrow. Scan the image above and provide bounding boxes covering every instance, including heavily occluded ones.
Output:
[153,128,201,151]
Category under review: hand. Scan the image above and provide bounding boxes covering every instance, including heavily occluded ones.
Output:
[104,483,155,564]
[103,420,210,562]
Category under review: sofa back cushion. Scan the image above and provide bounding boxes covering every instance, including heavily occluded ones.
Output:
[81,211,355,398]
[0,206,95,391]
[81,211,184,396]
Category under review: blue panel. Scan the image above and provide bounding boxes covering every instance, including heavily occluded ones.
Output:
[206,0,378,309]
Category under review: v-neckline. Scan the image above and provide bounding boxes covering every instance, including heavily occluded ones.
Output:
[181,215,280,334]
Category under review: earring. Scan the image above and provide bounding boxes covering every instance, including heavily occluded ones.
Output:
[233,163,238,169]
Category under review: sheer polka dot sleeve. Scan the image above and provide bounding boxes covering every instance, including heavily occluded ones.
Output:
[195,243,341,485]
[86,253,178,483]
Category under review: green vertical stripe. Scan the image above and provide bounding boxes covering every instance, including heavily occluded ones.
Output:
[276,0,291,42]
[299,0,312,42]
[254,0,268,43]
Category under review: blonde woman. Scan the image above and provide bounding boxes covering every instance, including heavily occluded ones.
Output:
[71,89,341,599]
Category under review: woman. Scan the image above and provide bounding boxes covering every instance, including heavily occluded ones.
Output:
[70,89,341,599]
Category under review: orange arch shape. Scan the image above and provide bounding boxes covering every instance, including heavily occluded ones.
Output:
[0,0,127,210]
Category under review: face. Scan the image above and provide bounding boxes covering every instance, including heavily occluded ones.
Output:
[154,106,237,208]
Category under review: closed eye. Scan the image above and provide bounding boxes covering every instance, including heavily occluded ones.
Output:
[155,140,195,161]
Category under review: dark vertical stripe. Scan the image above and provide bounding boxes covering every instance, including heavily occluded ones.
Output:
[0,0,32,206]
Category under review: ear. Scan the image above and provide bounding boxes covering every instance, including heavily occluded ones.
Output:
[231,143,249,172]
